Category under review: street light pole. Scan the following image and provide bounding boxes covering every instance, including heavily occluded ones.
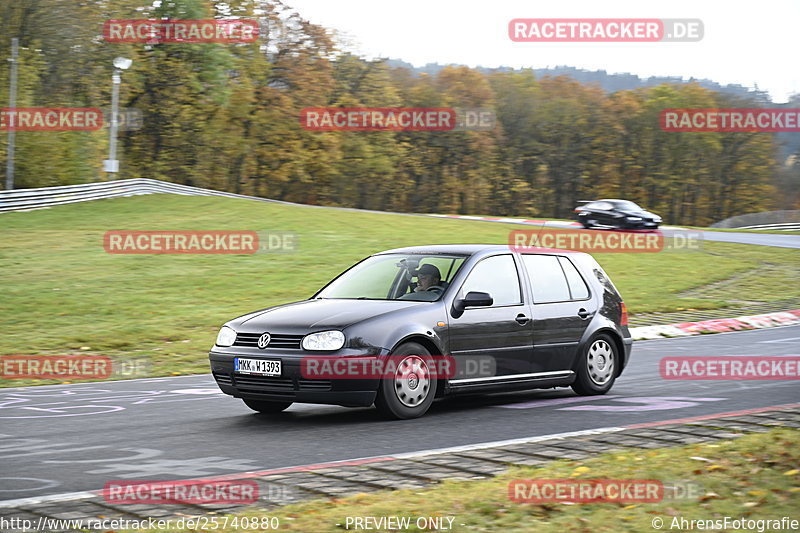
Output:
[106,69,121,178]
[104,57,131,178]
[5,38,18,190]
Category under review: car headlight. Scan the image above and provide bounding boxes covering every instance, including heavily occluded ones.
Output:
[302,330,345,351]
[216,326,237,347]
[653,216,662,222]
[626,216,643,221]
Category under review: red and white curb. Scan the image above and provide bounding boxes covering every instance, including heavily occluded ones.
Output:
[630,309,800,340]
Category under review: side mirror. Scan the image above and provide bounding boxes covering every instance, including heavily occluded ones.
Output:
[451,291,493,318]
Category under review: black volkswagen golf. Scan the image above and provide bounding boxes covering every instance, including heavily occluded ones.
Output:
[209,245,632,419]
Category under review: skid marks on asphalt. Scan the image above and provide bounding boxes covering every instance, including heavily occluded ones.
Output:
[0,384,222,419]
[496,395,726,412]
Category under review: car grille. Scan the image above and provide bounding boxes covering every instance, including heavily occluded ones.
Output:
[234,375,295,391]
[212,371,232,385]
[233,332,304,349]
[214,372,332,393]
[297,379,333,391]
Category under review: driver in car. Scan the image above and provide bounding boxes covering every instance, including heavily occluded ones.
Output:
[415,264,443,293]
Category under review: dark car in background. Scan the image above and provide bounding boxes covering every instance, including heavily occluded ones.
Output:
[210,245,633,419]
[575,199,662,229]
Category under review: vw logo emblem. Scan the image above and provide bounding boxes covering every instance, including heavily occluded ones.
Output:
[257,333,271,349]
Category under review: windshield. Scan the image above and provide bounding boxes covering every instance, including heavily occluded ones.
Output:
[316,254,467,302]
[613,200,644,211]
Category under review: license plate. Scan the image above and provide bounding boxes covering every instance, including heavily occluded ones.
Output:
[234,358,281,377]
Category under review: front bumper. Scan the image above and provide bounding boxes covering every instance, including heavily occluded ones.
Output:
[209,349,385,407]
[624,220,659,229]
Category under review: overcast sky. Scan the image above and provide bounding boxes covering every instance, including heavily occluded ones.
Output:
[285,0,798,103]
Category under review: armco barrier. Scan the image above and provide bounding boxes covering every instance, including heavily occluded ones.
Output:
[0,178,302,213]
[737,223,800,231]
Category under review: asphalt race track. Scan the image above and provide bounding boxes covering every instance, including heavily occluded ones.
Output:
[661,228,800,249]
[433,215,800,249]
[1,325,798,503]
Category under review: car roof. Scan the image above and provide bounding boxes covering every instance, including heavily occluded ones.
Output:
[377,244,503,255]
[376,244,590,257]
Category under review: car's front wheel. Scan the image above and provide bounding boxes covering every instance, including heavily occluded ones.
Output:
[375,342,437,419]
[571,334,617,395]
[243,399,292,413]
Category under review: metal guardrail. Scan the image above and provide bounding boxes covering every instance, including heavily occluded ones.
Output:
[0,178,300,213]
[736,223,800,231]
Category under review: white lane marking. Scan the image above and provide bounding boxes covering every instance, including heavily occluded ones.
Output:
[758,336,800,344]
[389,426,627,459]
[0,478,60,493]
[0,491,97,508]
[0,405,125,419]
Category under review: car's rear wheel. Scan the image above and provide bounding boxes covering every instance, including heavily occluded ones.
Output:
[571,334,617,395]
[375,342,437,419]
[242,399,292,413]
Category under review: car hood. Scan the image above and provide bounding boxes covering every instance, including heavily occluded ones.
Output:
[231,298,424,331]
[619,209,659,219]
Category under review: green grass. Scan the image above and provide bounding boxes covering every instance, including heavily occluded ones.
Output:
[1,195,799,385]
[126,428,800,532]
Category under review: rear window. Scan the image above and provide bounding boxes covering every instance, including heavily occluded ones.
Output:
[522,255,570,303]
[522,255,590,303]
[558,257,590,300]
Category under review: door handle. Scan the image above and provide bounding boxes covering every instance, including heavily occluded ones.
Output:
[577,308,591,319]
[515,314,530,325]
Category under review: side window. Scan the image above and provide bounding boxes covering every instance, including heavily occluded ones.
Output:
[558,257,590,300]
[459,255,522,306]
[522,255,570,303]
